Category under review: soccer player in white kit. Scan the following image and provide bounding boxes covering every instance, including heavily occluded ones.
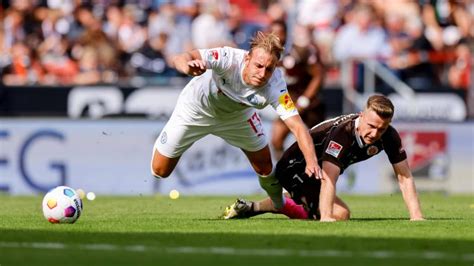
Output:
[151,32,321,210]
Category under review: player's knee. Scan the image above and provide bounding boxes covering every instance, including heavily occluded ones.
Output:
[255,163,273,176]
[246,146,273,175]
[336,208,351,221]
[342,209,351,220]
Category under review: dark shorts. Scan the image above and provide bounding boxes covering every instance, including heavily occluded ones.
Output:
[275,160,321,219]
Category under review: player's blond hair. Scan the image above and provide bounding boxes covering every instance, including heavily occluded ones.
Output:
[366,95,394,119]
[249,31,284,60]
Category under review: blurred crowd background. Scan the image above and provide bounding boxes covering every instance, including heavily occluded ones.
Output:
[1,0,472,91]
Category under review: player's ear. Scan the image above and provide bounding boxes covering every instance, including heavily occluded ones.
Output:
[244,53,250,62]
[359,111,365,123]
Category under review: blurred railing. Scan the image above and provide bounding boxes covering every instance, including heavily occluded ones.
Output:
[340,60,416,114]
[338,57,469,121]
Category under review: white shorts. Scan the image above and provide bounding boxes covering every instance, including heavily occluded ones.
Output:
[154,110,268,158]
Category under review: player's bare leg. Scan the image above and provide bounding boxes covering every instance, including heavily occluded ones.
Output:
[225,193,350,220]
[223,193,308,219]
[252,196,275,212]
[151,148,181,178]
[242,145,273,176]
[242,146,287,209]
[271,119,291,159]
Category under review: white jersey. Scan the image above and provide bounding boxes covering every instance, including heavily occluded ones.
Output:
[175,46,298,124]
[155,47,300,157]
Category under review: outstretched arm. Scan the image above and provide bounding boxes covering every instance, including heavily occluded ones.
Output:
[392,159,424,221]
[171,50,207,76]
[319,161,341,222]
[283,115,321,179]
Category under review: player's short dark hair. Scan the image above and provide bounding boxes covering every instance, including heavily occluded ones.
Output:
[366,95,394,119]
[249,31,284,60]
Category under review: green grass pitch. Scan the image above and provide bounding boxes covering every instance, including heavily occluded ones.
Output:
[0,193,473,266]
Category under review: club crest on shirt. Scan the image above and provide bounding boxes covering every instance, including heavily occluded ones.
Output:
[246,94,265,105]
[160,131,167,144]
[326,141,343,158]
[208,50,219,61]
[367,145,379,156]
[278,92,295,111]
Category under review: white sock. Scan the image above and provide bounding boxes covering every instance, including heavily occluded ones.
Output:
[258,170,285,209]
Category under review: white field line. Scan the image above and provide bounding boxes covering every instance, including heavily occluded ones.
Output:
[0,241,473,261]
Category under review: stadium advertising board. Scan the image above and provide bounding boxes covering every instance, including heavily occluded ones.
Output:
[0,120,262,195]
[1,86,467,121]
[0,120,472,195]
[389,93,467,121]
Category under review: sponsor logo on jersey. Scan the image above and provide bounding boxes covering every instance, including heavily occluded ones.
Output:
[208,50,219,61]
[278,92,295,111]
[326,141,343,158]
[399,147,405,154]
[160,131,167,144]
[367,145,379,156]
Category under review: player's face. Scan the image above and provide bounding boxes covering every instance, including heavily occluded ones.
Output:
[243,48,278,88]
[358,109,391,145]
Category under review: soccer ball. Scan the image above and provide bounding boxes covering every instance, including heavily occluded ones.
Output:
[42,186,83,224]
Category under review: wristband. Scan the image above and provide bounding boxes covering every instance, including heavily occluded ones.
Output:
[297,96,310,108]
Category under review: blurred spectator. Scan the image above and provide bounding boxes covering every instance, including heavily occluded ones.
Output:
[103,5,122,42]
[229,0,270,26]
[297,0,339,64]
[421,0,471,51]
[38,35,78,85]
[266,2,286,23]
[227,3,260,50]
[0,0,470,91]
[269,21,326,158]
[128,33,178,78]
[191,0,232,48]
[333,4,387,62]
[2,41,45,85]
[3,8,26,48]
[171,0,199,54]
[117,5,146,53]
[73,46,101,85]
[447,43,471,90]
[73,28,120,84]
[387,16,439,91]
[421,0,472,91]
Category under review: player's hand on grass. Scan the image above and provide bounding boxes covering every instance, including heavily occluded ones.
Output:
[320,217,336,222]
[187,60,207,76]
[410,217,426,221]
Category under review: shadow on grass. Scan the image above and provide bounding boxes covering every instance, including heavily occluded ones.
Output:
[200,217,463,222]
[350,217,463,221]
[0,228,472,253]
[1,229,472,266]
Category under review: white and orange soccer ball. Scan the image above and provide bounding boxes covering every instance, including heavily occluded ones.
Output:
[42,186,83,224]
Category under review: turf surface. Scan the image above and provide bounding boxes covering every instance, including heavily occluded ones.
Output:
[0,193,473,266]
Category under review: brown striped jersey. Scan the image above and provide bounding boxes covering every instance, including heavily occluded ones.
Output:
[277,113,407,175]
